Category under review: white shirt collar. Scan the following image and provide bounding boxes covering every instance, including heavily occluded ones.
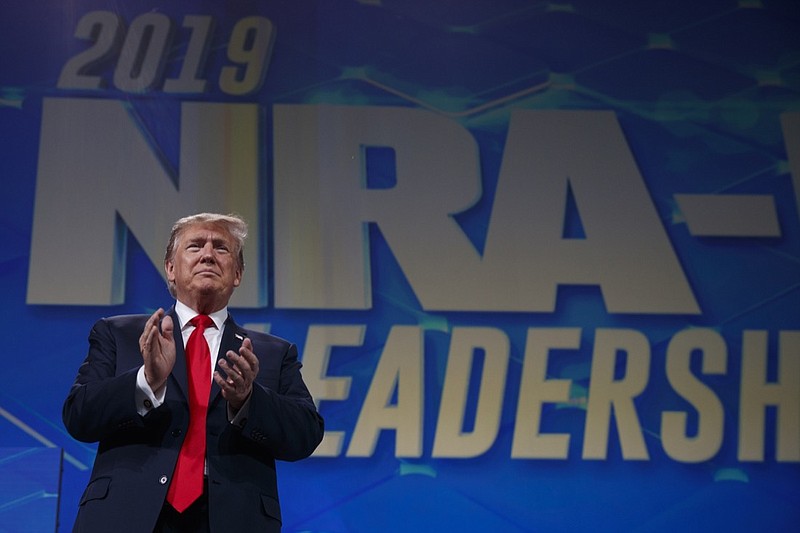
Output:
[174,300,228,331]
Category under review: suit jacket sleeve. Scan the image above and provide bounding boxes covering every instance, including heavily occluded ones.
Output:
[230,327,324,462]
[62,315,154,443]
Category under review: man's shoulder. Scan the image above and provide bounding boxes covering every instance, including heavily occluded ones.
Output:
[232,323,293,349]
[95,312,156,330]
[87,313,153,345]
[243,327,287,343]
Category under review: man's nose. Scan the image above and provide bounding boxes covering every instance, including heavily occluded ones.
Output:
[200,243,215,261]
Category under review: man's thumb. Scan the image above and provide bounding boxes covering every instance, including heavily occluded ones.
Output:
[160,314,174,339]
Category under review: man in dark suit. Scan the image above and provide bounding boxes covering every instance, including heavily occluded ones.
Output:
[63,213,324,532]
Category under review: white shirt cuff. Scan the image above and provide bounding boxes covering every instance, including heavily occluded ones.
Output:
[135,366,166,416]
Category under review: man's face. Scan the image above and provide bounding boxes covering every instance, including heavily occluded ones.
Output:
[165,222,242,311]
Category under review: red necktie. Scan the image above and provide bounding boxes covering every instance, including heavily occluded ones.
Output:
[167,314,213,512]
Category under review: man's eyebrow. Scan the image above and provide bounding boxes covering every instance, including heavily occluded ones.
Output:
[183,234,231,248]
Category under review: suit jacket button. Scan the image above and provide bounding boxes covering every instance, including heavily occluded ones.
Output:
[172,428,182,437]
[160,475,168,485]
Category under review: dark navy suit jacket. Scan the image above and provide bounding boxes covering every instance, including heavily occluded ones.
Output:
[63,309,324,532]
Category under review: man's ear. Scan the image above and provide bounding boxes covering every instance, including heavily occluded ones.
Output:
[165,261,175,283]
[233,267,242,288]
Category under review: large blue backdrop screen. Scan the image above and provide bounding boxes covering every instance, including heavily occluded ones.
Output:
[0,1,798,531]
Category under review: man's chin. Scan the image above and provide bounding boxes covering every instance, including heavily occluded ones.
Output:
[197,283,220,292]
[189,281,223,295]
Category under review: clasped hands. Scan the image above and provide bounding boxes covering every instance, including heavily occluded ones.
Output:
[139,308,258,411]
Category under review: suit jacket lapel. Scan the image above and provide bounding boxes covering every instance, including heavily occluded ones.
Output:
[168,307,189,401]
[210,313,247,406]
